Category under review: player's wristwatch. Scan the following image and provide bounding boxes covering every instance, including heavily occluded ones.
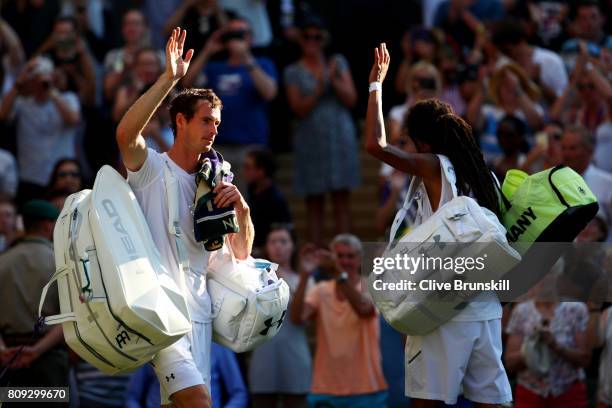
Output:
[336,271,349,284]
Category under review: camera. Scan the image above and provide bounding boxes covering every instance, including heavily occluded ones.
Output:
[416,77,437,91]
[221,30,247,43]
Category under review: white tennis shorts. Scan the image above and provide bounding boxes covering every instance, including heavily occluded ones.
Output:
[151,321,212,405]
[405,319,512,405]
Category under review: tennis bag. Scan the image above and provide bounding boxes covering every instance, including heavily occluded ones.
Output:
[38,166,192,375]
[498,166,599,298]
[369,155,521,335]
[162,159,290,353]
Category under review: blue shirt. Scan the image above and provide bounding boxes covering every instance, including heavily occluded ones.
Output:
[205,57,277,145]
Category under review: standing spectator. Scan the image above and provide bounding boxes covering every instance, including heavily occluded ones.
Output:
[491,114,529,181]
[433,0,504,50]
[163,0,228,54]
[561,0,612,72]
[467,63,543,164]
[393,27,440,99]
[0,16,26,95]
[139,0,182,49]
[594,306,612,408]
[220,0,273,48]
[242,148,292,252]
[182,16,278,186]
[492,19,568,104]
[292,234,388,407]
[112,47,163,123]
[0,197,17,253]
[0,148,18,199]
[0,200,68,406]
[103,9,158,101]
[283,18,359,245]
[47,158,83,195]
[0,57,80,204]
[551,47,611,134]
[73,359,132,408]
[68,0,109,64]
[35,16,97,107]
[249,226,312,408]
[505,298,592,407]
[389,61,442,143]
[521,121,564,174]
[560,125,612,241]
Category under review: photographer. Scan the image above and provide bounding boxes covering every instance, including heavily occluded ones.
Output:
[0,56,80,204]
[35,16,96,107]
[182,15,278,183]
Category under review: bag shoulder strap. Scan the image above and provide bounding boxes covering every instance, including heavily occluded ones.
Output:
[39,266,76,325]
[161,157,191,285]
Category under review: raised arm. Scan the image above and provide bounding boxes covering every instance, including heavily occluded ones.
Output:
[116,28,194,171]
[364,43,439,179]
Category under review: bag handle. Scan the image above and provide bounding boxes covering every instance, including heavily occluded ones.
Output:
[39,266,76,325]
[162,157,191,295]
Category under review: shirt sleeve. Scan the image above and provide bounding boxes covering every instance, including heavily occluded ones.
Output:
[127,148,164,190]
[539,52,569,97]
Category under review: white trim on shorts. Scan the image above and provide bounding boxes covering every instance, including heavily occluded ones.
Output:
[405,319,513,405]
[152,321,212,405]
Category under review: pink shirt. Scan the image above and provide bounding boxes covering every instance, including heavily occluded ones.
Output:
[305,280,388,395]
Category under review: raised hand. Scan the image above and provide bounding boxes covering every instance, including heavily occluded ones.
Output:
[165,27,194,82]
[369,43,390,83]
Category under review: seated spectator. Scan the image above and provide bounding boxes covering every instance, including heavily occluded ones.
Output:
[0,197,17,252]
[47,158,83,195]
[493,19,568,104]
[249,225,311,408]
[594,305,612,408]
[125,344,248,408]
[35,16,97,107]
[103,9,161,101]
[292,234,388,407]
[551,47,611,134]
[491,114,529,181]
[468,63,543,163]
[182,15,278,186]
[282,17,359,245]
[0,148,18,199]
[560,125,612,241]
[0,56,80,205]
[163,0,228,53]
[0,200,68,395]
[389,61,442,143]
[242,148,291,252]
[505,293,591,407]
[561,0,612,73]
[521,121,564,174]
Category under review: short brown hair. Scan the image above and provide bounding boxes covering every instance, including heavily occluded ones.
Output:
[169,88,223,136]
[564,125,595,151]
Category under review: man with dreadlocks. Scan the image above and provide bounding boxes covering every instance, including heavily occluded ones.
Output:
[365,43,512,407]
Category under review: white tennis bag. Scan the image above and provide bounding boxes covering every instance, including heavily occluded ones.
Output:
[162,159,290,353]
[39,166,192,375]
[369,156,521,335]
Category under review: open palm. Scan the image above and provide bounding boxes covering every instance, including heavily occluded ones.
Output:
[165,27,194,81]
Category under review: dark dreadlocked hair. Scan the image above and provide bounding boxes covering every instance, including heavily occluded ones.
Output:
[403,99,502,219]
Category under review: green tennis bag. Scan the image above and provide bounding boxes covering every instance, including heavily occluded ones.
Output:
[500,166,598,249]
[498,166,599,298]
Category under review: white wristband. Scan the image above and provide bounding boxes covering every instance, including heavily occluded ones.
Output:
[369,81,382,93]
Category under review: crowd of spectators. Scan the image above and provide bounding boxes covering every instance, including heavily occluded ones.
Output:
[1,0,611,407]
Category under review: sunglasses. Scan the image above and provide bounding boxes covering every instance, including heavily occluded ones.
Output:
[58,171,80,178]
[577,83,595,90]
[221,30,248,43]
[303,33,324,42]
